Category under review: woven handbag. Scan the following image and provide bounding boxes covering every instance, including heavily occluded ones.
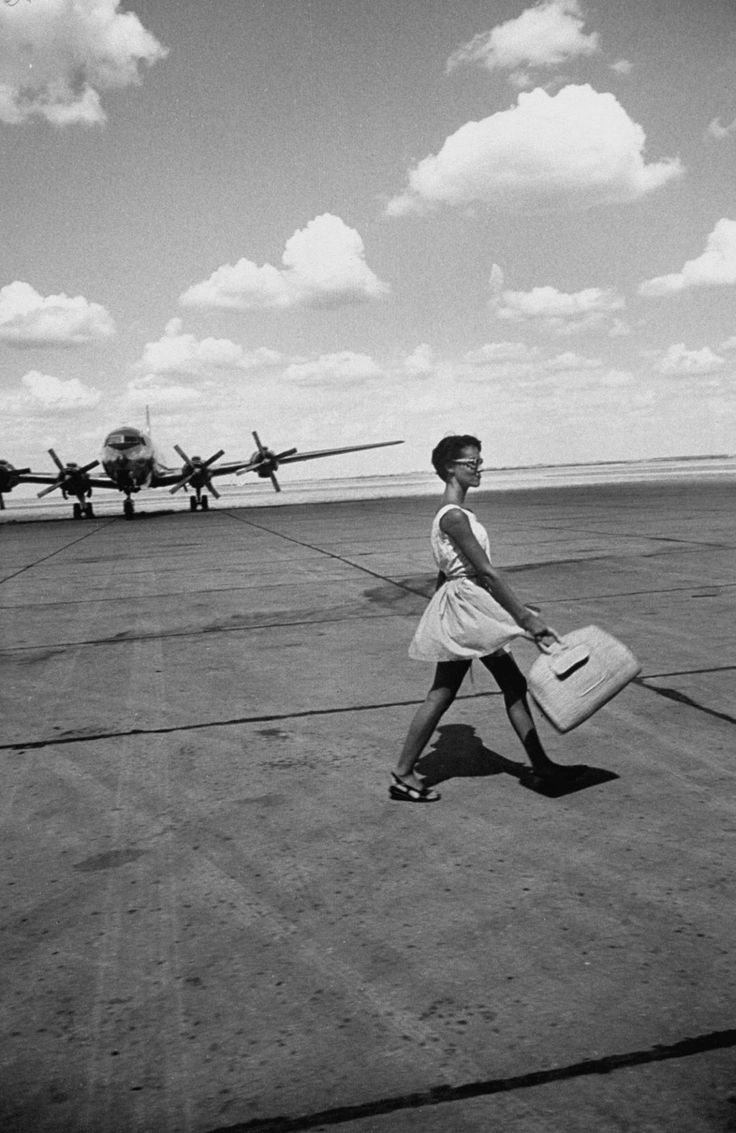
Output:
[528,625,641,733]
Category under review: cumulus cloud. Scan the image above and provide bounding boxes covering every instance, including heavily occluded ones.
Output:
[489,264,505,297]
[282,351,383,386]
[542,350,602,371]
[180,215,390,311]
[0,280,115,346]
[599,369,635,387]
[507,70,535,91]
[446,0,599,77]
[654,343,725,376]
[706,116,736,140]
[0,0,167,127]
[490,273,625,334]
[459,342,608,387]
[639,219,736,296]
[464,341,541,365]
[610,59,633,76]
[386,85,681,217]
[493,284,622,319]
[126,374,203,409]
[21,369,102,410]
[403,343,436,377]
[137,318,281,377]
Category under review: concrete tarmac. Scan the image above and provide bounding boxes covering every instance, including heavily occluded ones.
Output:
[1,479,735,1132]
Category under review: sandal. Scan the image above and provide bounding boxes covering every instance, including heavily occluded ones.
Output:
[389,772,441,803]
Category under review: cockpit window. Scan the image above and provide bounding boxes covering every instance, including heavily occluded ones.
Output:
[105,431,142,449]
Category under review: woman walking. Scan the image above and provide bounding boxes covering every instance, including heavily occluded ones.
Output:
[391,434,584,802]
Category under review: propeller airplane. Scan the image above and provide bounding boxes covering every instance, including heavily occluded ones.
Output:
[1,425,403,519]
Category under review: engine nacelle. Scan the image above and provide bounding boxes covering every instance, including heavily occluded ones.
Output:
[61,469,93,496]
[252,448,278,478]
[0,460,26,493]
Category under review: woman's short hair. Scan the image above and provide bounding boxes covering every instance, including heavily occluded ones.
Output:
[431,435,481,481]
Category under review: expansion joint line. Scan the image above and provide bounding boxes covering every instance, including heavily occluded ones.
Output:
[224,511,429,597]
[206,1027,736,1133]
[0,520,115,586]
[634,676,736,726]
[8,669,736,751]
[1,691,498,752]
[542,522,732,550]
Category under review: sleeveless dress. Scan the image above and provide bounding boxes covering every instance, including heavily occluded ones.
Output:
[409,504,526,662]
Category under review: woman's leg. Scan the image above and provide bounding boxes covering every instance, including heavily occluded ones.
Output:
[480,651,557,773]
[394,659,470,788]
[481,651,586,782]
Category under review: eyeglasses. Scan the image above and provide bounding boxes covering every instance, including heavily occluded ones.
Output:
[452,458,483,471]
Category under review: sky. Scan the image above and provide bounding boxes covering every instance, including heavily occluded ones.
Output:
[1,0,735,480]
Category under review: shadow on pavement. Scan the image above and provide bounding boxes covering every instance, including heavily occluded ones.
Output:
[417,723,619,798]
[417,723,527,785]
[517,764,620,798]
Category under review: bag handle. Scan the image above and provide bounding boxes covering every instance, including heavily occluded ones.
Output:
[530,627,564,653]
[522,606,564,652]
[533,629,592,677]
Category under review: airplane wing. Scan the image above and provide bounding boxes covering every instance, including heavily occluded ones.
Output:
[232,436,404,493]
[276,440,404,465]
[18,473,117,490]
[235,439,404,474]
[159,439,406,482]
[152,460,254,488]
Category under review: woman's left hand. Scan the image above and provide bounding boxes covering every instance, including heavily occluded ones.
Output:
[522,610,552,639]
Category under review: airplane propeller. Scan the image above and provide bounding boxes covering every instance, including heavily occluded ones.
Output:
[235,431,298,492]
[169,446,225,497]
[36,450,99,499]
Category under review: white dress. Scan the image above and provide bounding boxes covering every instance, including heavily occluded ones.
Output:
[409,504,526,662]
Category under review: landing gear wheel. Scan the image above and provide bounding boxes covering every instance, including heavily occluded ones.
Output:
[73,503,82,519]
[123,498,135,519]
[85,502,94,518]
[200,494,209,511]
[189,496,198,511]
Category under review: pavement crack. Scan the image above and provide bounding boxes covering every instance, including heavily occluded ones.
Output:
[0,522,114,585]
[636,678,736,725]
[224,511,429,596]
[0,607,416,655]
[1,691,498,751]
[642,664,736,679]
[204,1027,736,1132]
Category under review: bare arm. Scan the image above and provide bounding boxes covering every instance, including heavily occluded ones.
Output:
[440,508,549,635]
